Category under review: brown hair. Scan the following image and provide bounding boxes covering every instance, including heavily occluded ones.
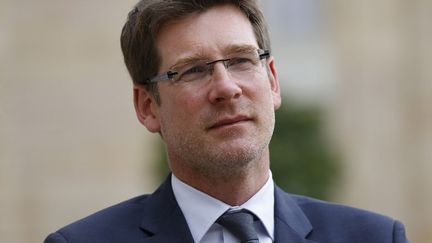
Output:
[120,0,271,99]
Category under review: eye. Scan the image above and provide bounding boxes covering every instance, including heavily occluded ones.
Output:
[177,64,208,82]
[229,57,254,66]
[183,65,207,75]
[227,56,257,71]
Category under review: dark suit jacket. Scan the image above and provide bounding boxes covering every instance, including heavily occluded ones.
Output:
[45,176,408,243]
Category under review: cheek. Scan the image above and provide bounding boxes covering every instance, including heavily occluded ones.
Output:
[161,92,202,126]
[174,86,206,110]
[246,79,272,100]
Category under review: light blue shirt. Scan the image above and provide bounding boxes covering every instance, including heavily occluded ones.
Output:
[171,172,274,243]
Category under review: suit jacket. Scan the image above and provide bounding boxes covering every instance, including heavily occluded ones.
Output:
[45,175,408,243]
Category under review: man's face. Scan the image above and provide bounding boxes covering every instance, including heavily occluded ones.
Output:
[134,4,281,178]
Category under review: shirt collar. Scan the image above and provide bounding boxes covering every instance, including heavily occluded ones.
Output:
[171,171,275,243]
[241,172,274,241]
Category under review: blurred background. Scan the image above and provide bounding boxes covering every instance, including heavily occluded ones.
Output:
[1,0,430,242]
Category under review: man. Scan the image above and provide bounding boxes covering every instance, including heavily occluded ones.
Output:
[45,1,409,242]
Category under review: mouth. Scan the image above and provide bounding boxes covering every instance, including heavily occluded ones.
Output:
[208,115,252,130]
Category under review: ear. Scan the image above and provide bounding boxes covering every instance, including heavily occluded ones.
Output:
[133,85,161,133]
[267,57,282,110]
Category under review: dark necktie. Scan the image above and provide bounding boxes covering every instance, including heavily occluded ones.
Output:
[217,209,260,243]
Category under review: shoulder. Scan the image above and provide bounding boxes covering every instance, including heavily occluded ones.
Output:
[284,192,409,242]
[291,193,394,225]
[44,176,177,243]
[44,194,152,243]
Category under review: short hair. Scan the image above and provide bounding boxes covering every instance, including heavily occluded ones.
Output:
[120,0,271,100]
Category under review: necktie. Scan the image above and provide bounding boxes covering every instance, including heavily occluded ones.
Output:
[217,209,260,243]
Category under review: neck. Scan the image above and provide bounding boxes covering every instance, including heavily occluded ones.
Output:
[171,150,270,206]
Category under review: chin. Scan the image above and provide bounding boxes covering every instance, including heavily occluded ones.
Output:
[210,143,264,167]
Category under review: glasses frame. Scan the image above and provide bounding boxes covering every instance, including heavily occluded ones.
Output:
[142,49,270,84]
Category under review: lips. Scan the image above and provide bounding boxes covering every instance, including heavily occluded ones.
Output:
[208,115,251,130]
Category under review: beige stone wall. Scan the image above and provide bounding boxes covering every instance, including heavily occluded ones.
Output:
[0,1,160,242]
[327,0,432,242]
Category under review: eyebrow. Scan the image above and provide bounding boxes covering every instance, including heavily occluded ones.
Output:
[224,44,258,55]
[170,44,259,69]
[170,55,206,69]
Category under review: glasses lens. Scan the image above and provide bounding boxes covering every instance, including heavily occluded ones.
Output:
[226,51,261,73]
[174,62,209,83]
[171,49,266,84]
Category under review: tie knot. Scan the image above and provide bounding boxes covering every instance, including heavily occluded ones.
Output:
[217,209,260,243]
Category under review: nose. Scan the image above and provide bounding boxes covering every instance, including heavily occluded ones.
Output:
[208,63,242,104]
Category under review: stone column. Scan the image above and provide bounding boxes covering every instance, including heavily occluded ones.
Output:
[327,0,432,242]
[0,1,156,243]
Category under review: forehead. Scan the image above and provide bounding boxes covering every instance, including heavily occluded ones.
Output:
[155,4,258,70]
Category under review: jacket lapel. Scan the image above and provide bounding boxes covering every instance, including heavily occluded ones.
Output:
[274,185,320,243]
[139,175,195,243]
[137,176,320,243]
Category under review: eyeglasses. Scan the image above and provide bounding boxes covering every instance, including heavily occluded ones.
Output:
[143,49,270,85]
